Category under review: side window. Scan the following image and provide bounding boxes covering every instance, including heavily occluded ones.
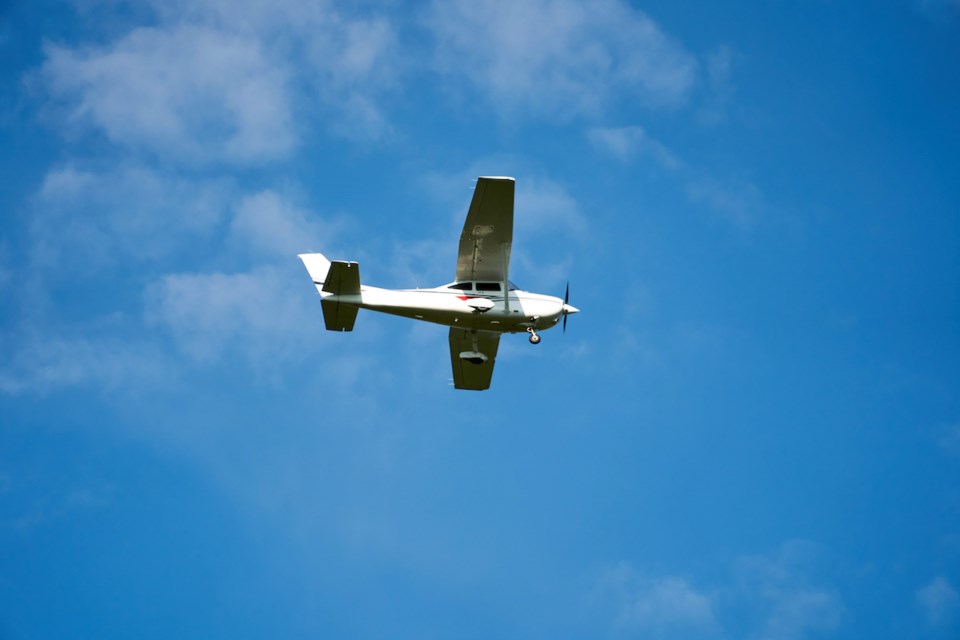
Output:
[476,282,502,292]
[449,282,473,291]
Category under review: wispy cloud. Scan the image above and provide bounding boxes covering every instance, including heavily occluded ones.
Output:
[698,45,738,125]
[686,176,764,228]
[734,541,844,640]
[228,190,333,260]
[597,541,844,639]
[5,484,115,533]
[515,175,587,238]
[586,124,764,228]
[146,265,321,366]
[917,576,960,627]
[0,331,169,395]
[146,188,342,367]
[30,164,231,272]
[425,0,697,119]
[7,166,342,392]
[586,125,680,168]
[40,25,296,164]
[598,564,718,638]
[38,0,403,157]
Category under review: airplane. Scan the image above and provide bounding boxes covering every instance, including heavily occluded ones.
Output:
[298,176,579,390]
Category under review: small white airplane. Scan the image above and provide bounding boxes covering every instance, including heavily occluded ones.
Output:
[298,176,579,390]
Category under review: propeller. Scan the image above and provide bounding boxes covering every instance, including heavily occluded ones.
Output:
[561,281,579,332]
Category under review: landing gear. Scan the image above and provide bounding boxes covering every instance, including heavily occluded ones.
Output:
[527,328,541,344]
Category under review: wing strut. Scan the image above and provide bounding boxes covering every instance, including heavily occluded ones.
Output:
[501,241,510,313]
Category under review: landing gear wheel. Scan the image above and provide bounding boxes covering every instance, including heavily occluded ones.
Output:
[526,321,541,345]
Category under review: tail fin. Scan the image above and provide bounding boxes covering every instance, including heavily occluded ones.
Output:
[299,254,361,332]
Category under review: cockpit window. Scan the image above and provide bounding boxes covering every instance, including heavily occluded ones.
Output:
[450,281,520,291]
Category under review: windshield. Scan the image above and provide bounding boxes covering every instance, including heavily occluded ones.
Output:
[446,281,522,291]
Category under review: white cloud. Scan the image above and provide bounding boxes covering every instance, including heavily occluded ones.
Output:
[29,164,231,273]
[147,265,322,365]
[0,331,168,394]
[918,577,960,627]
[735,541,844,640]
[618,577,718,636]
[41,24,296,163]
[379,238,456,289]
[13,160,342,387]
[698,45,738,125]
[5,483,115,532]
[425,0,697,119]
[228,190,332,260]
[599,542,845,640]
[144,187,347,367]
[515,175,587,238]
[598,564,718,638]
[706,47,735,98]
[329,92,394,142]
[98,0,401,143]
[687,176,764,228]
[587,125,680,168]
[758,588,843,640]
[585,123,765,230]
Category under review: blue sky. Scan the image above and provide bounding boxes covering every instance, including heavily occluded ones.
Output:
[1,0,958,638]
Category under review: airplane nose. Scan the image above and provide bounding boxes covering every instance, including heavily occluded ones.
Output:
[563,304,579,315]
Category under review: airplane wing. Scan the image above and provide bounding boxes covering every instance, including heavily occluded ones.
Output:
[455,177,515,283]
[448,328,501,390]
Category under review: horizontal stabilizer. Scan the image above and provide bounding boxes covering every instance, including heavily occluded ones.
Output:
[322,299,358,332]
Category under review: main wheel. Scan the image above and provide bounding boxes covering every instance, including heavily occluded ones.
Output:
[529,333,541,344]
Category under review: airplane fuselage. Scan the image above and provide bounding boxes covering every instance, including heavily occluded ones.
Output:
[322,284,570,334]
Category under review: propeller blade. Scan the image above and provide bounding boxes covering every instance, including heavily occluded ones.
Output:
[563,281,570,333]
